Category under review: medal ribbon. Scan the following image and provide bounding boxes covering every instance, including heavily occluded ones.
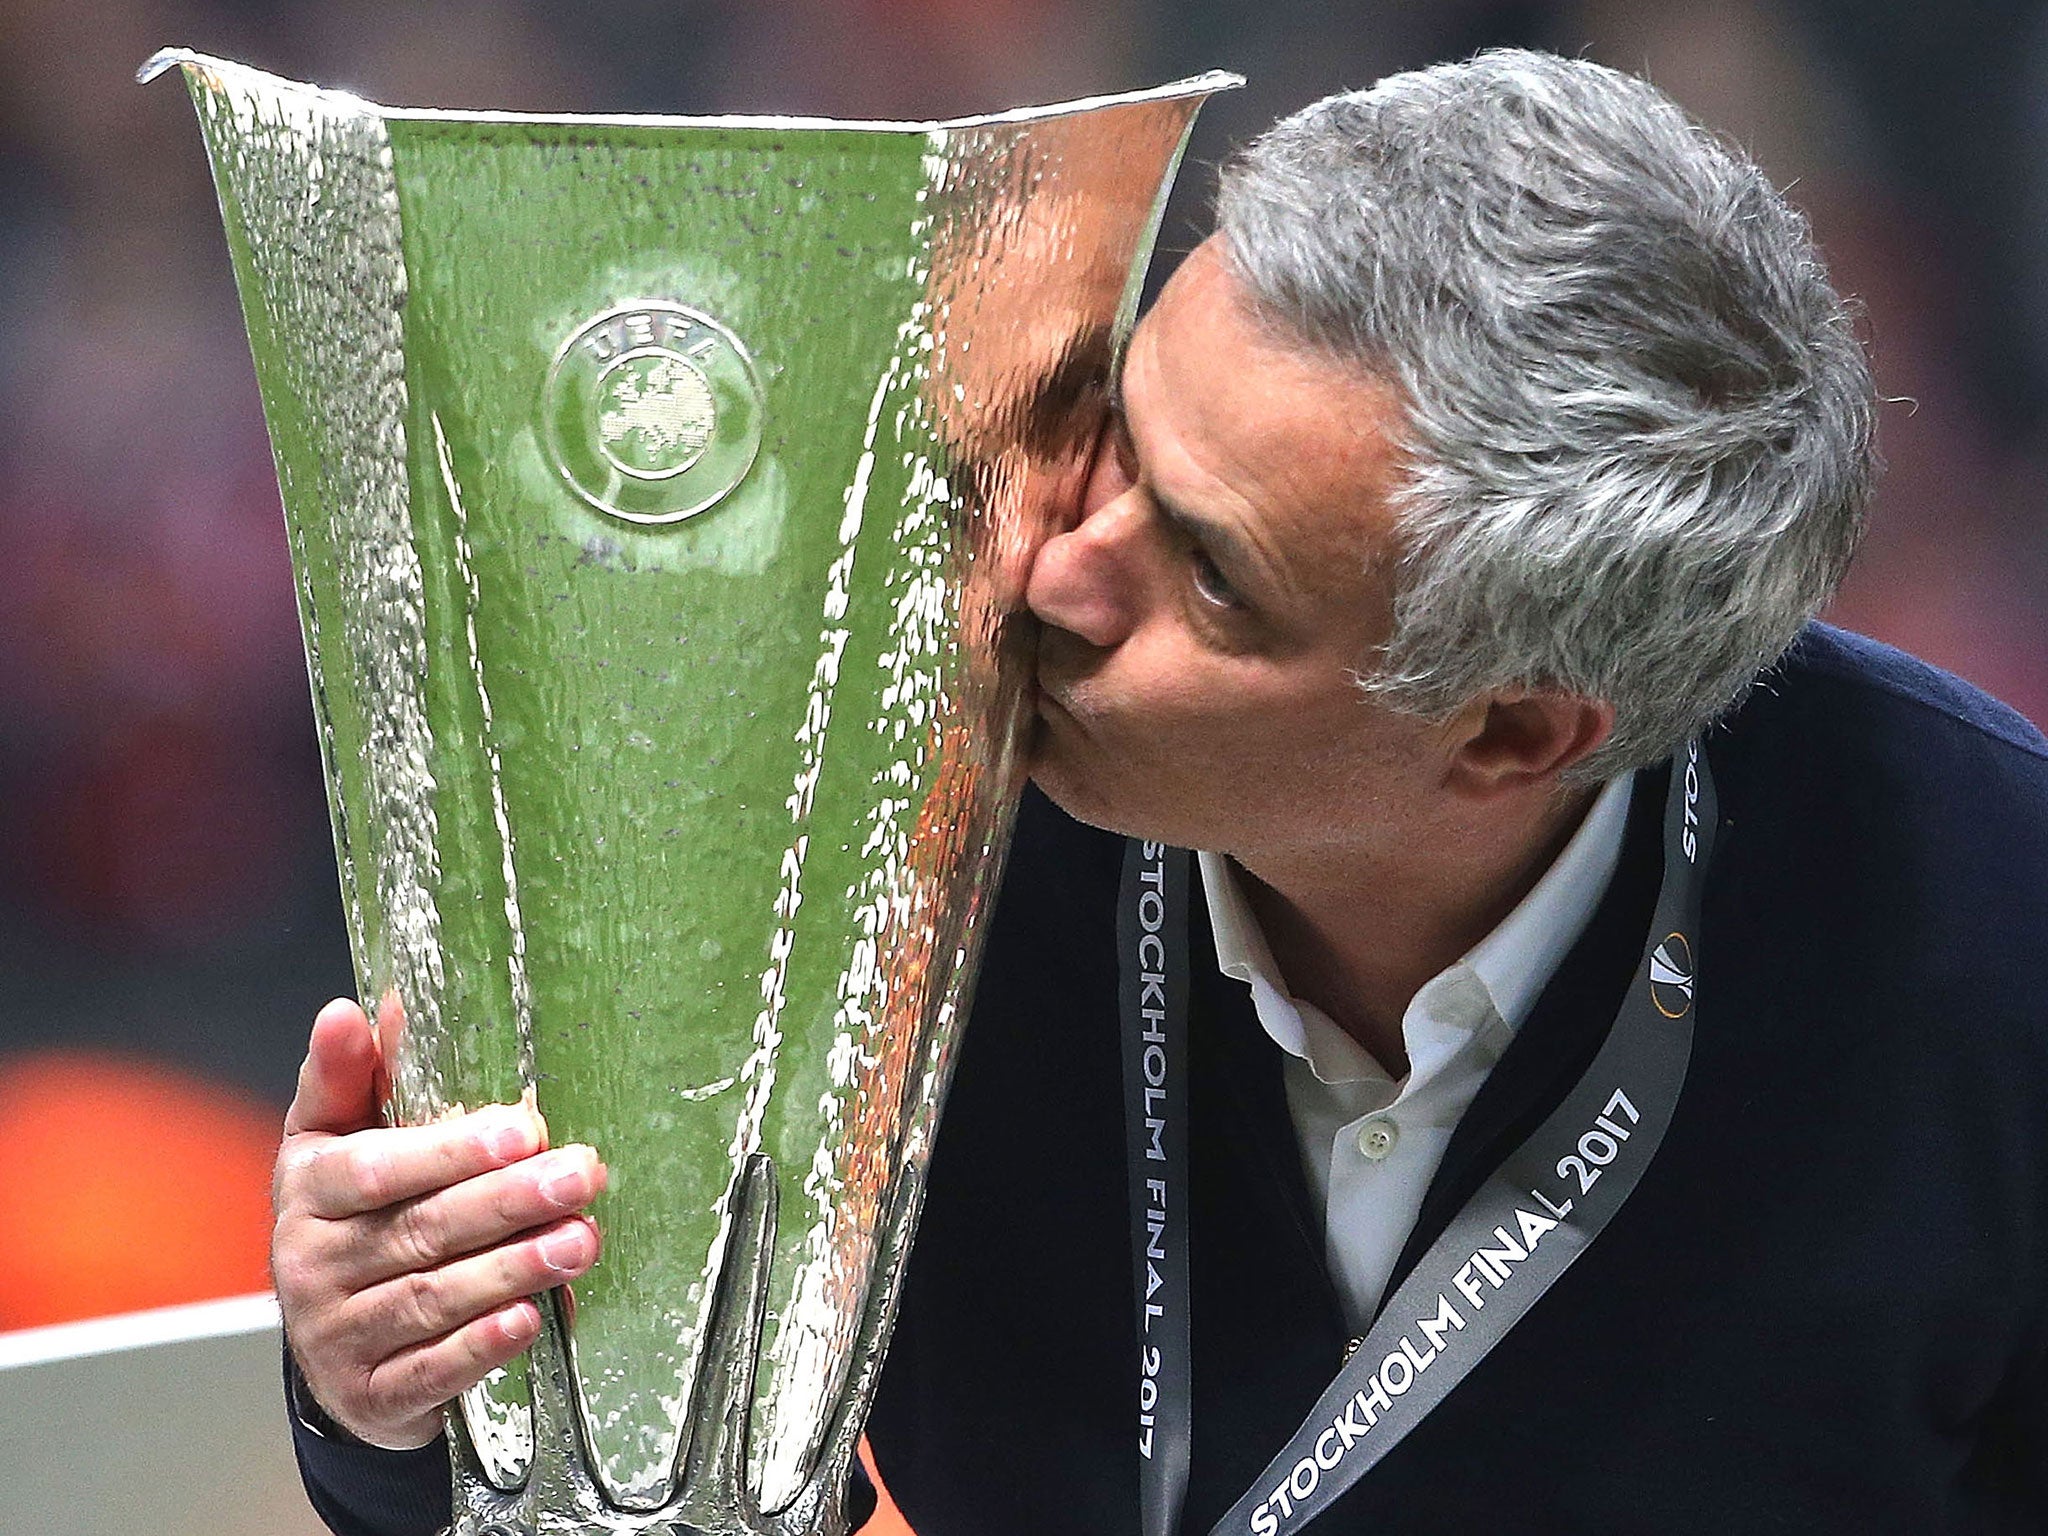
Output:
[1119,837,1195,1536]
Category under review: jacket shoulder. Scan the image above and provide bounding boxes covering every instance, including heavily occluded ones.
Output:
[1766,623,2048,764]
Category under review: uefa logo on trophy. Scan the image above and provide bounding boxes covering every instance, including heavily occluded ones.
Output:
[543,302,767,524]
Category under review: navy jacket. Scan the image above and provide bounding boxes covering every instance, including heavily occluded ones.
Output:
[294,627,2048,1533]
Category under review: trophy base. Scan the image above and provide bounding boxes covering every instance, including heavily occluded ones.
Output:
[447,1156,919,1536]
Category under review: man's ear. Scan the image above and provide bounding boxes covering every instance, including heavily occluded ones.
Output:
[1444,689,1615,797]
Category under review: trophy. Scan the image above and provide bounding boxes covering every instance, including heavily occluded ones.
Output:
[146,48,1234,1536]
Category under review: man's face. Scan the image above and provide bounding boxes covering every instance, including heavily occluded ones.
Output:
[1024,238,1454,867]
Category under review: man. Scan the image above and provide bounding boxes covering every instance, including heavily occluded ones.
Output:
[276,50,2048,1535]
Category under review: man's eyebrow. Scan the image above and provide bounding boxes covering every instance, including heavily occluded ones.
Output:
[1152,488,1270,594]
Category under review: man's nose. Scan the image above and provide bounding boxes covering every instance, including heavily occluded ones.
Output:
[1023,493,1146,649]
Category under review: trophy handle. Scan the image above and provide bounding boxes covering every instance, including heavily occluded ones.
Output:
[447,1153,920,1536]
[668,1155,779,1535]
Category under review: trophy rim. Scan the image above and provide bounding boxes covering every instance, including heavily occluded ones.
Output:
[141,48,1241,133]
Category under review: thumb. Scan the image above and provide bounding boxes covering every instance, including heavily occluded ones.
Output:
[284,998,384,1137]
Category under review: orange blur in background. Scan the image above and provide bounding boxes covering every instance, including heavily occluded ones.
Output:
[0,1050,276,1330]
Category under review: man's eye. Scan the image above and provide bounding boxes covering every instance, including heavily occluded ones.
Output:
[1191,548,1245,610]
[1080,419,1135,514]
[1111,417,1140,481]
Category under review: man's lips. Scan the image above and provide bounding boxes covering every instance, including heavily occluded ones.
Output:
[1031,624,1107,733]
[1033,672,1091,735]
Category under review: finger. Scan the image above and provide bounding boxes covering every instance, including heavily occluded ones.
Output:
[285,1000,383,1138]
[353,1299,542,1449]
[352,1217,599,1354]
[333,1145,608,1288]
[283,1105,547,1219]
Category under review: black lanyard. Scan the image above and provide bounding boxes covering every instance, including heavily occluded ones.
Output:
[1118,743,1717,1535]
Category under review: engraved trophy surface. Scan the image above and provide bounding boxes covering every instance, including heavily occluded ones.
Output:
[148,49,1235,1536]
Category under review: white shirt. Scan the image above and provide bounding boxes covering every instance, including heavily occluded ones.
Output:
[1198,774,1633,1333]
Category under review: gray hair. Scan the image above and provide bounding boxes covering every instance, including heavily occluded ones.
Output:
[1215,49,1878,778]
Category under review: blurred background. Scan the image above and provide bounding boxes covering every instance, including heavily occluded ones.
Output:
[1,0,2044,1342]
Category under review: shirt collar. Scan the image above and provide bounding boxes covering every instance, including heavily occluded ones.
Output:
[1463,771,1634,1031]
[1203,845,1285,992]
[1198,770,1634,1074]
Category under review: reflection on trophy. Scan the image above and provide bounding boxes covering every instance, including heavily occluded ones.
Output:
[147,49,1234,1536]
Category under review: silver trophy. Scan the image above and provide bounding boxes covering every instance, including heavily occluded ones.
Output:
[147,49,1234,1536]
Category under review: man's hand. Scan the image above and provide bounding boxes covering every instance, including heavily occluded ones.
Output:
[273,998,606,1450]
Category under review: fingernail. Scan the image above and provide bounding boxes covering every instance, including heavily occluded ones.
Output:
[480,1108,536,1161]
[536,1151,592,1209]
[538,1222,593,1274]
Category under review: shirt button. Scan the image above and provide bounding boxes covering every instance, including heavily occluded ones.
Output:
[1357,1118,1398,1161]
